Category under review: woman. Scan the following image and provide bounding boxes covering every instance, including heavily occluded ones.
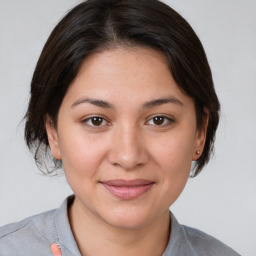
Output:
[0,0,240,255]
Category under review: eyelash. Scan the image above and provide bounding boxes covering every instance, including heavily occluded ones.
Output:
[146,116,174,127]
[82,115,174,128]
[82,116,109,127]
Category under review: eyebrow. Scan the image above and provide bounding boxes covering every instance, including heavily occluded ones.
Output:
[71,98,114,109]
[71,96,183,109]
[142,97,183,109]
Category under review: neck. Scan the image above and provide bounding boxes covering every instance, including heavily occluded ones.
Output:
[68,197,171,256]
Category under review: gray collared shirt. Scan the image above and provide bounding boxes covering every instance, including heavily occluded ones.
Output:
[0,196,240,255]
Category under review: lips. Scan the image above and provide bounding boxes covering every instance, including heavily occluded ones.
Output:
[100,179,155,200]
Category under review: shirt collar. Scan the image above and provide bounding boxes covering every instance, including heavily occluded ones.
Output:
[55,195,81,255]
[55,196,193,256]
[163,212,195,255]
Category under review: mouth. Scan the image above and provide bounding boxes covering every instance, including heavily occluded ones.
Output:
[100,179,155,200]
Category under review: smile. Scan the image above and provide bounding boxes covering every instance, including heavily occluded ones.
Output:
[100,179,155,200]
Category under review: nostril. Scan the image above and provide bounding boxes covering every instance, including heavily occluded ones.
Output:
[107,131,149,169]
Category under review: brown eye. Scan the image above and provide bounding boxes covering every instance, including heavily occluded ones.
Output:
[84,116,107,127]
[146,116,173,126]
[91,117,104,126]
[153,116,165,125]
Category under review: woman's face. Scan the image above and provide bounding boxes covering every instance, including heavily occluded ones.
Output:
[46,47,207,229]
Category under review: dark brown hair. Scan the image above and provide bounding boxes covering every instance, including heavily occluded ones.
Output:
[25,0,220,176]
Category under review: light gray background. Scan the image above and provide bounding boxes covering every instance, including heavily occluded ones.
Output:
[0,1,255,255]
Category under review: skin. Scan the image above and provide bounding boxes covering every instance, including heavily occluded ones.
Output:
[46,47,208,256]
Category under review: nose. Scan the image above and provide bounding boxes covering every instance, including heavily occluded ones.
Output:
[107,124,149,170]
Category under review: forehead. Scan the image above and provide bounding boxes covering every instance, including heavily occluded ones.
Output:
[64,47,193,107]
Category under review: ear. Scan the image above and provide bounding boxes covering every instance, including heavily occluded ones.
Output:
[45,115,62,160]
[192,108,209,161]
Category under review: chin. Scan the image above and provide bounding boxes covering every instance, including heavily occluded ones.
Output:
[99,206,159,230]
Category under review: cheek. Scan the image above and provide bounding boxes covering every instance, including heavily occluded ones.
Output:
[58,131,108,181]
[151,130,195,197]
[153,131,195,171]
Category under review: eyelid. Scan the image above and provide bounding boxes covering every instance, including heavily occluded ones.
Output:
[145,115,175,126]
[81,115,111,127]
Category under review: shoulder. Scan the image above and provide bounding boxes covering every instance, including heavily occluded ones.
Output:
[164,214,241,256]
[181,225,241,256]
[0,209,57,255]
